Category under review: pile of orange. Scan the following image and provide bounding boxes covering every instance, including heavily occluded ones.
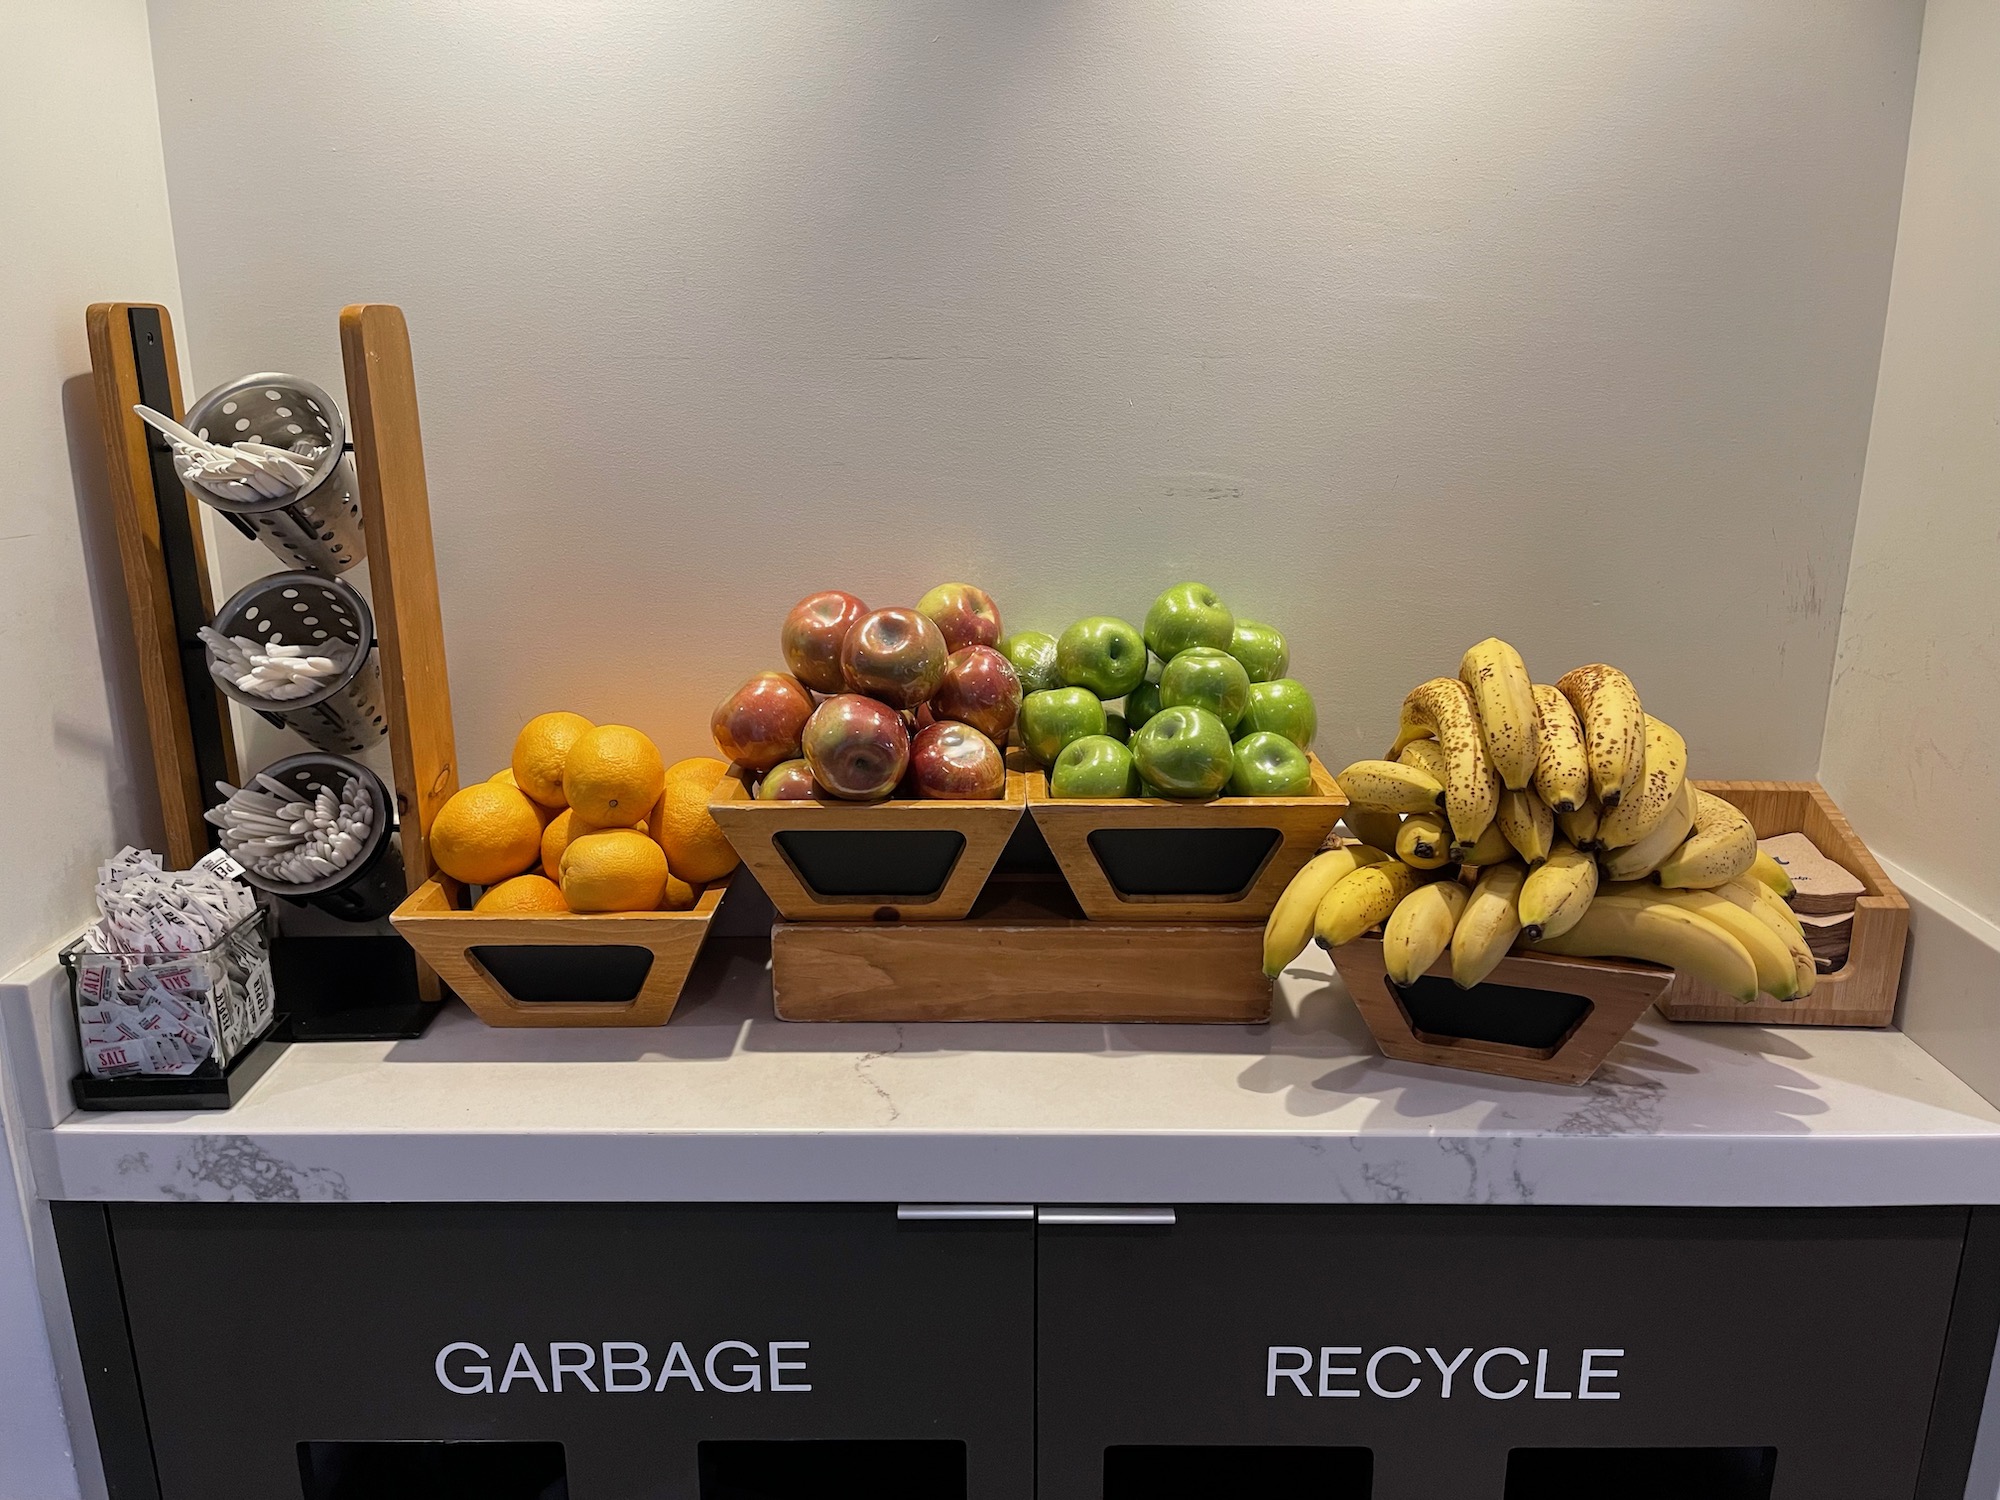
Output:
[426,711,739,914]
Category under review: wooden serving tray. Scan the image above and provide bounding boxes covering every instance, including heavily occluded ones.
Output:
[1655,781,1908,1027]
[707,764,1027,922]
[771,876,1268,1023]
[391,877,725,1027]
[1026,753,1345,923]
[1331,937,1673,1087]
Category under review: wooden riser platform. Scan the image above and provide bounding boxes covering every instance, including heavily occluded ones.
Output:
[771,877,1269,1023]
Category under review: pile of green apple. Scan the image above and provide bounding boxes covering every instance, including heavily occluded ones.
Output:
[1001,582,1319,800]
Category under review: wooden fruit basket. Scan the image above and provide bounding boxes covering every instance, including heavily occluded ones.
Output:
[1655,780,1908,1028]
[1331,937,1674,1086]
[1026,754,1345,922]
[772,874,1269,1023]
[707,765,1027,921]
[392,877,727,1027]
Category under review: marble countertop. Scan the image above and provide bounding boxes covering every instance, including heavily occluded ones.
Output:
[21,937,2000,1208]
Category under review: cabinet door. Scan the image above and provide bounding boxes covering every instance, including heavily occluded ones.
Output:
[1036,1206,1966,1500]
[109,1203,1032,1500]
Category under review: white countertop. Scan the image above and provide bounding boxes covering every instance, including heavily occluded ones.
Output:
[20,936,2000,1208]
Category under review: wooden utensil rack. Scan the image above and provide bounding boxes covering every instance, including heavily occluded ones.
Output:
[86,301,459,1038]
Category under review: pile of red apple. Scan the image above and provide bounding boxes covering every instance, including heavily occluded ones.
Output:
[711,584,1021,802]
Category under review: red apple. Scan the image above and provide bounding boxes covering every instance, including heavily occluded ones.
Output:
[781,590,869,694]
[916,582,1003,652]
[711,671,815,773]
[931,645,1022,742]
[841,607,948,708]
[802,694,910,801]
[755,759,820,801]
[909,721,1006,800]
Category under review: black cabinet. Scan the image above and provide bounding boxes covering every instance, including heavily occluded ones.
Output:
[1036,1206,1976,1500]
[86,1203,1031,1500]
[56,1201,2000,1500]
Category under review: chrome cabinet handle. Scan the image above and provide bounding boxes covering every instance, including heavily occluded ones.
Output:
[1036,1206,1176,1227]
[897,1204,1035,1221]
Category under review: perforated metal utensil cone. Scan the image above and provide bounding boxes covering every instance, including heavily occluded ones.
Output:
[181,372,365,574]
[206,571,388,754]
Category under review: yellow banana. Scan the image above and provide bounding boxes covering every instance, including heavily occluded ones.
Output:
[1598,779,1696,882]
[1459,637,1539,790]
[1600,883,1795,1000]
[1315,861,1426,949]
[1395,811,1454,870]
[1262,844,1390,977]
[1390,677,1500,856]
[1459,821,1515,866]
[1383,880,1471,985]
[1748,875,1806,938]
[1451,863,1527,989]
[1654,789,1757,889]
[1398,738,1451,785]
[1528,896,1758,1003]
[1495,788,1554,866]
[1531,684,1591,814]
[1715,877,1816,999]
[1595,716,1688,849]
[1517,841,1598,941]
[1335,759,1445,813]
[1555,664,1645,809]
[1343,808,1404,854]
[1748,849,1794,898]
[1557,796,1603,852]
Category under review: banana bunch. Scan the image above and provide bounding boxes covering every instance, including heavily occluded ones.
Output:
[1288,638,1806,1004]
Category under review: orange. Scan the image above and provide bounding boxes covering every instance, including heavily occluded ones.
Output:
[475,874,569,914]
[563,725,665,827]
[490,767,553,826]
[560,828,668,913]
[540,806,643,881]
[651,756,740,884]
[660,874,702,911]
[512,712,595,808]
[430,783,544,886]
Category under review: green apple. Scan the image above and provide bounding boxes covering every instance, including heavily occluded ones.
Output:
[1103,712,1129,743]
[1238,678,1317,750]
[1159,647,1251,734]
[1056,616,1147,698]
[1228,620,1290,683]
[1143,581,1234,660]
[1129,705,1235,799]
[1124,680,1162,731]
[1050,735,1137,798]
[1229,731,1313,797]
[999,631,1062,696]
[1018,687,1107,767]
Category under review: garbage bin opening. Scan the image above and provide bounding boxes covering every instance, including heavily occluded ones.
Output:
[297,1440,567,1500]
[1104,1444,1372,1496]
[1505,1445,1776,1498]
[699,1439,965,1499]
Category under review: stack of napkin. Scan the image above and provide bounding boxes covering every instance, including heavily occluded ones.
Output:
[1760,832,1865,972]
